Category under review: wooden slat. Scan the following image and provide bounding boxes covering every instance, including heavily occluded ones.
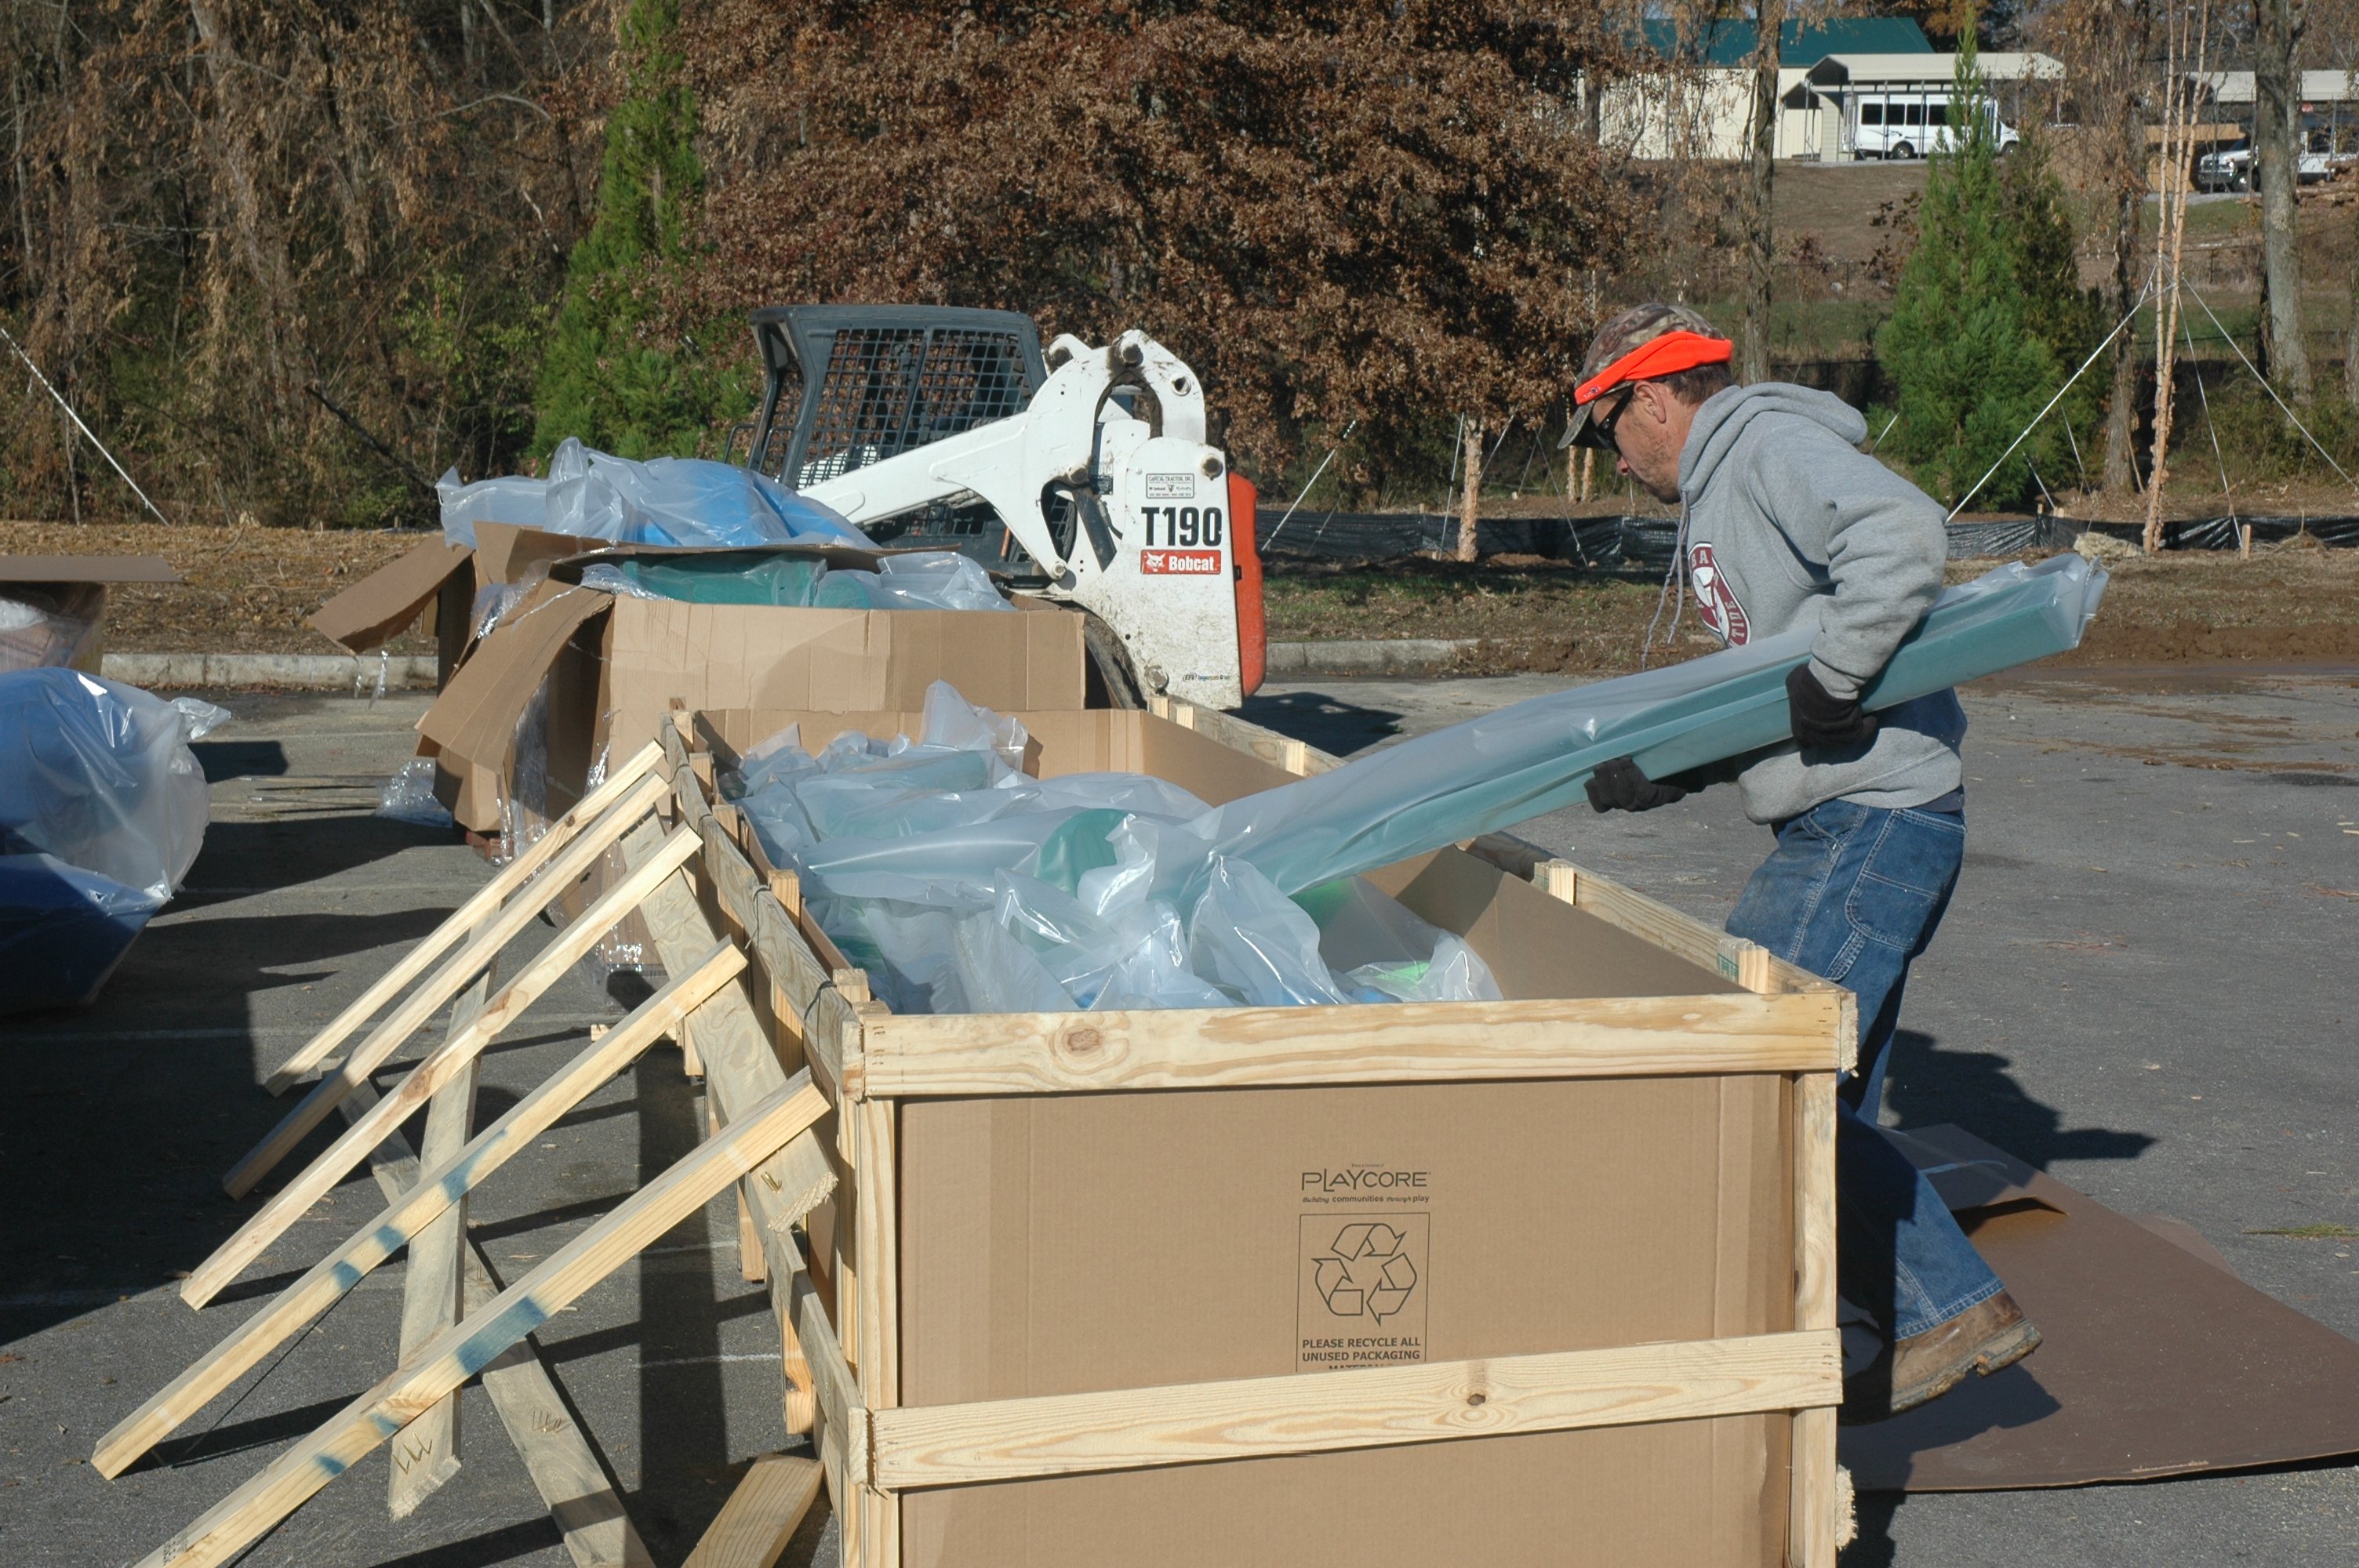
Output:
[96,942,744,1479]
[801,985,859,1105]
[183,828,703,1308]
[854,1098,898,1410]
[681,1454,823,1568]
[1537,858,1838,1010]
[871,1329,1840,1489]
[137,1078,830,1568]
[461,1256,656,1568]
[1151,699,1341,776]
[856,989,1845,1098]
[229,770,670,1191]
[349,1088,656,1568]
[387,975,487,1517]
[1790,1072,1841,1568]
[262,743,663,1094]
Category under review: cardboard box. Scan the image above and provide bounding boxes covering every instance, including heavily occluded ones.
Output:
[316,529,1087,837]
[681,706,1851,1568]
[0,554,180,674]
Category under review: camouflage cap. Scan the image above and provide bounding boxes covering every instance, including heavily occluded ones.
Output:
[1559,303,1733,450]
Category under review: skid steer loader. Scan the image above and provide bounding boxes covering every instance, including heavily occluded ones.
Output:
[722,306,1264,710]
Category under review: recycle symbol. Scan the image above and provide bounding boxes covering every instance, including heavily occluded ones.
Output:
[1311,1222,1419,1322]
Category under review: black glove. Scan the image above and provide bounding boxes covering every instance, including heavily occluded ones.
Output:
[1787,663,1878,753]
[1586,756,1689,814]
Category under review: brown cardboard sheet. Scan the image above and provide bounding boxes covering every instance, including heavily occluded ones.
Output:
[597,598,1084,768]
[1841,1124,2359,1491]
[471,521,598,586]
[414,582,610,774]
[899,1075,1794,1567]
[307,535,468,652]
[0,554,180,583]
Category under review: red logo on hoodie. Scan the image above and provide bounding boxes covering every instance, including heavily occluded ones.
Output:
[1687,543,1750,645]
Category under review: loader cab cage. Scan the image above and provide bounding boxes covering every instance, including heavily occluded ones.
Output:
[737,306,1049,490]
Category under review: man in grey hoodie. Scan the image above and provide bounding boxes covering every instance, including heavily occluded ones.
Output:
[1565,303,2040,1421]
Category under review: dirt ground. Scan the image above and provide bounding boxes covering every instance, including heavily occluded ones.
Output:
[1265,539,2359,676]
[0,519,437,655]
[5,518,2357,677]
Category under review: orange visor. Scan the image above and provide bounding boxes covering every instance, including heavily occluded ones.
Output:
[1573,330,1735,408]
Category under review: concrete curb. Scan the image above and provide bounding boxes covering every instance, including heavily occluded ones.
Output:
[1264,638,1477,677]
[102,643,1478,688]
[100,652,439,691]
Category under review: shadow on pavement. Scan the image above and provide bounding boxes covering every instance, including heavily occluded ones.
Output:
[1883,1029,2156,1171]
[1237,687,1405,758]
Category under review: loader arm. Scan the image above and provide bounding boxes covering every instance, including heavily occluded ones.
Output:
[765,316,1258,710]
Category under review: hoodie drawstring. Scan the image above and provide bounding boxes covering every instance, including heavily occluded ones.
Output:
[1639,500,1691,671]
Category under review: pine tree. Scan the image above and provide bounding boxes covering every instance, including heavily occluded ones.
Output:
[1874,28,2058,509]
[533,0,738,459]
[1998,129,2104,473]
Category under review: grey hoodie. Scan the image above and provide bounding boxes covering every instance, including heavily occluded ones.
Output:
[1673,381,1966,825]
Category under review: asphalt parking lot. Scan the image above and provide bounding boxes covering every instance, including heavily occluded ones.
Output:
[2,663,2354,1566]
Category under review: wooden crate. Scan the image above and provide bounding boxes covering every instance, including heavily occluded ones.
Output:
[663,701,1851,1568]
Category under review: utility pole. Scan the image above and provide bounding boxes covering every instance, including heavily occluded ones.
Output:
[1740,0,1787,385]
[2254,0,2312,395]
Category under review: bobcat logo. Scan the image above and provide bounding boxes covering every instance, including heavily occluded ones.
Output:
[1687,542,1750,645]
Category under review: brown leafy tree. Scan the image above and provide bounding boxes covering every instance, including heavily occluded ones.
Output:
[2,1,605,524]
[685,1,1648,498]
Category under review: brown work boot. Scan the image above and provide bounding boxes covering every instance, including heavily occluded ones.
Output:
[1840,1289,2041,1425]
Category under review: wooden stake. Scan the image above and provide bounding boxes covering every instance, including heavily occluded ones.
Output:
[184,828,702,1308]
[96,942,743,1478]
[339,1088,656,1568]
[681,1454,823,1568]
[136,1077,828,1568]
[231,769,668,1190]
[387,975,487,1517]
[263,744,663,1094]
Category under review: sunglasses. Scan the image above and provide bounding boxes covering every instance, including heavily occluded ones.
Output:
[1568,386,1637,452]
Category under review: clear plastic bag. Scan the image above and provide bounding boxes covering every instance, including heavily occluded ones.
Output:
[831,552,1013,612]
[438,437,875,552]
[1294,875,1504,1004]
[0,851,162,1013]
[377,757,454,828]
[0,668,214,901]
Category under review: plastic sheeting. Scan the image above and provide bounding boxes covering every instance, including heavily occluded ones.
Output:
[727,685,1498,1016]
[438,437,874,552]
[793,556,2107,913]
[575,548,1011,613]
[0,670,226,1012]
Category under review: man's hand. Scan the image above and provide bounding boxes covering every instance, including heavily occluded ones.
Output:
[1787,664,1878,753]
[1586,756,1689,814]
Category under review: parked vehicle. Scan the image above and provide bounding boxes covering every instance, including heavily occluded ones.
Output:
[1851,95,2021,160]
[2193,139,2339,191]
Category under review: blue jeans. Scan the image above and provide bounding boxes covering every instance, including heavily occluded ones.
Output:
[1726,798,2006,1341]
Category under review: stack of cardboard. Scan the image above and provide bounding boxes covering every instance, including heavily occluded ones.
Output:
[310,524,1086,840]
